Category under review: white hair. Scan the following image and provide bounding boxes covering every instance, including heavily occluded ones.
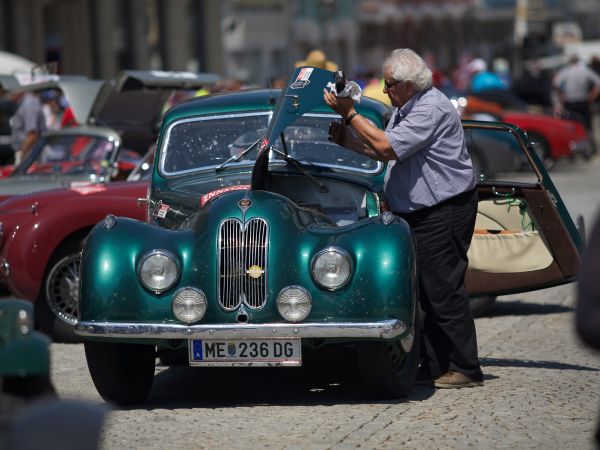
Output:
[383,48,432,91]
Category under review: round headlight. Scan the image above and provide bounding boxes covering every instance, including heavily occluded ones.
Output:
[172,287,207,323]
[277,286,312,322]
[138,250,179,293]
[311,247,352,290]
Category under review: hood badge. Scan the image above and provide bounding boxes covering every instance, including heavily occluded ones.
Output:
[239,198,251,208]
[246,265,264,279]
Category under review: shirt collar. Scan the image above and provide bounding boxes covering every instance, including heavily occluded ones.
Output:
[398,88,428,119]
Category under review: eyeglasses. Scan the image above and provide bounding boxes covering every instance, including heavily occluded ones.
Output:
[384,79,400,89]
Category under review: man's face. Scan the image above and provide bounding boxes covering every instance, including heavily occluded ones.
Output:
[383,68,415,108]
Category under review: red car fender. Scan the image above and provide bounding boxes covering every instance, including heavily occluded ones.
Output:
[2,183,148,301]
[502,112,587,159]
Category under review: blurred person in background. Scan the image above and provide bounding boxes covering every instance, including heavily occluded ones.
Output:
[10,90,46,165]
[0,86,17,165]
[513,63,554,111]
[553,55,600,131]
[295,49,338,72]
[468,58,508,93]
[41,89,63,130]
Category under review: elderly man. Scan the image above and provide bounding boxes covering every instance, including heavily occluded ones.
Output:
[324,48,483,389]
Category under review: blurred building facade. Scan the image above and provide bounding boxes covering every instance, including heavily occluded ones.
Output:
[0,0,599,84]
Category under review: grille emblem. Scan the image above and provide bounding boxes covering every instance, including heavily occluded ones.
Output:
[247,265,264,279]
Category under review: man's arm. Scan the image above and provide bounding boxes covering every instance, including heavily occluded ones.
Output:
[18,131,39,161]
[323,90,397,161]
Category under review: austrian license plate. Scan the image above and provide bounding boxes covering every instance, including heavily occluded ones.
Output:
[188,339,302,366]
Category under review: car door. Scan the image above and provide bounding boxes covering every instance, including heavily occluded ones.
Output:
[462,120,582,296]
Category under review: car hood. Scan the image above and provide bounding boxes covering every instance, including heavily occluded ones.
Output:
[0,180,148,213]
[251,67,389,191]
[0,175,105,201]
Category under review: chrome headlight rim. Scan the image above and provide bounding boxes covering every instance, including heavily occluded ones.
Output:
[310,246,353,291]
[137,249,180,294]
[172,286,207,324]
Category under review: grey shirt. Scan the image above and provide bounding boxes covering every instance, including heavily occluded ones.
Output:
[383,86,475,213]
[554,63,600,102]
[10,92,47,151]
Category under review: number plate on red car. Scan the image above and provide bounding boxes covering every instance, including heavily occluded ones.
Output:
[188,339,302,366]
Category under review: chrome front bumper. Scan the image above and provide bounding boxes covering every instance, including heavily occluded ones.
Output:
[75,319,407,340]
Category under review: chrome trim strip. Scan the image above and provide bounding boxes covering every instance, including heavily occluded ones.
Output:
[75,319,406,340]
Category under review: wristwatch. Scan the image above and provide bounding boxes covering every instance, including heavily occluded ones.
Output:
[345,111,359,126]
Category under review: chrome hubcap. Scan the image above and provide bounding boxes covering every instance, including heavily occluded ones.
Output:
[46,253,81,325]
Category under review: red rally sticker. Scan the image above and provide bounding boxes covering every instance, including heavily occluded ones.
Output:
[290,67,313,89]
[200,185,250,207]
[156,203,170,218]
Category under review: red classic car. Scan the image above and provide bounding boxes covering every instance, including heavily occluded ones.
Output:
[0,156,151,341]
[464,95,594,168]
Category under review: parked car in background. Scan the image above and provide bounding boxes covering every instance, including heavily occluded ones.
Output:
[0,151,153,342]
[463,93,594,168]
[75,67,581,405]
[0,70,218,200]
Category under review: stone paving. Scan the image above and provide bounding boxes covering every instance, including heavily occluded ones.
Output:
[45,282,600,450]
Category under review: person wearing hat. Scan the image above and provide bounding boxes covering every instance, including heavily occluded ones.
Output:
[324,48,483,390]
[295,49,338,71]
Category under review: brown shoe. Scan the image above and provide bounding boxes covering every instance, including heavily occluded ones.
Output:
[434,370,483,389]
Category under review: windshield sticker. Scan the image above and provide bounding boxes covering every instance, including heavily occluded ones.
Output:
[290,68,313,89]
[200,185,250,207]
[70,185,106,195]
[156,203,170,218]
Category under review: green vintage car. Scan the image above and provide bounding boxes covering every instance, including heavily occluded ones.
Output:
[75,67,582,405]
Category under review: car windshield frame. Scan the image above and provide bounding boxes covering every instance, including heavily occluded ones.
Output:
[158,111,383,178]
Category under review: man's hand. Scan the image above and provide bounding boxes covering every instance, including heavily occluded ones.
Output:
[323,89,355,119]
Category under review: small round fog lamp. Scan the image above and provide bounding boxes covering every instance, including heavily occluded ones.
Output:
[277,286,312,323]
[172,287,207,323]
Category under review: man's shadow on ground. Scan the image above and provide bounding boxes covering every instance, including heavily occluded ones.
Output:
[483,299,573,317]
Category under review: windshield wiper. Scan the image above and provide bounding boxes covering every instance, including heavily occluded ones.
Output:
[270,146,329,193]
[215,138,261,172]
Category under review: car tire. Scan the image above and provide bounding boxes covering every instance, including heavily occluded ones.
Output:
[469,295,497,318]
[356,310,420,399]
[36,235,86,343]
[84,341,156,406]
[526,132,554,171]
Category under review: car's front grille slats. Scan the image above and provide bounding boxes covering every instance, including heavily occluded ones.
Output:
[218,218,268,310]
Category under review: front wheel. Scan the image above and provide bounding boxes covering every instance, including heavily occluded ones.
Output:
[36,235,85,343]
[84,341,156,406]
[356,313,420,399]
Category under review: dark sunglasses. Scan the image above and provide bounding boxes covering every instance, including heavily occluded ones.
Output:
[384,79,400,89]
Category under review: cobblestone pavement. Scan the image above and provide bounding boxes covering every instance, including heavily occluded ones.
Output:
[46,282,600,450]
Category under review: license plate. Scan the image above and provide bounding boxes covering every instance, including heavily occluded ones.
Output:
[188,339,302,366]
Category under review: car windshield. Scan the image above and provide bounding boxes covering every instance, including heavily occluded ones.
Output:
[160,112,380,176]
[13,134,116,176]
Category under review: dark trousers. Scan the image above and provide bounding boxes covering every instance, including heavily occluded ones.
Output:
[397,188,483,381]
[564,101,592,130]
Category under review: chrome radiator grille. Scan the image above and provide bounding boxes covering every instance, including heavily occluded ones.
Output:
[218,218,269,310]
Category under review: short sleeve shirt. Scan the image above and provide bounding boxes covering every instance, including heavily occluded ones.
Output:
[10,93,47,151]
[554,64,600,102]
[383,87,475,213]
